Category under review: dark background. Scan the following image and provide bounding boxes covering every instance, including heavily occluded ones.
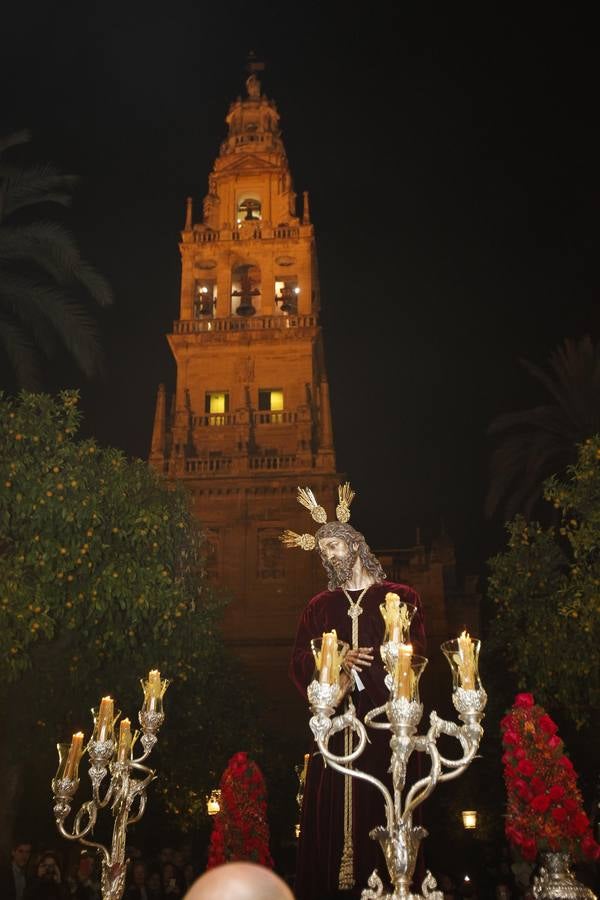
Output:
[1,2,597,573]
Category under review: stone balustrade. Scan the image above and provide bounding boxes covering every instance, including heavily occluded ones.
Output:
[173,315,316,334]
[184,454,297,475]
[192,225,300,243]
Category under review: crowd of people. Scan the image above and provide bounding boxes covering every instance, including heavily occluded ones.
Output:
[0,838,201,900]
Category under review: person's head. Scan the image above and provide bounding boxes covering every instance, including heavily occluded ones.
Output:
[173,850,184,869]
[316,522,385,589]
[147,870,162,893]
[78,851,94,879]
[37,852,61,882]
[162,862,177,881]
[11,841,32,869]
[132,861,146,886]
[183,862,293,900]
[159,847,174,865]
[183,863,195,886]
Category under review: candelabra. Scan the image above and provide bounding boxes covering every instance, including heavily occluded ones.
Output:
[308,596,487,900]
[51,670,168,900]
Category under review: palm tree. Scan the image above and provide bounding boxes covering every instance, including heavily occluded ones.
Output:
[0,130,113,387]
[485,335,600,520]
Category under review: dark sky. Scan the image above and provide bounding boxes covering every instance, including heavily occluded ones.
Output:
[1,3,597,572]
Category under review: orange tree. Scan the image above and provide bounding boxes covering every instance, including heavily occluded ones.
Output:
[0,391,262,851]
[487,437,600,733]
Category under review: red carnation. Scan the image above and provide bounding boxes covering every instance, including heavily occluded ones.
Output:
[514,693,535,708]
[538,714,558,735]
[530,776,546,796]
[548,784,565,802]
[570,812,589,836]
[521,837,537,861]
[517,758,535,777]
[502,693,596,864]
[530,794,551,813]
[582,834,600,861]
[207,752,273,870]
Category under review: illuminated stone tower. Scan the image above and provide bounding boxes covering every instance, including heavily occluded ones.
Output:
[149,70,342,717]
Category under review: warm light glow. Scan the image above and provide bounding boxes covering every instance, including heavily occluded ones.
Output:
[208,392,227,414]
[207,789,221,816]
[295,823,301,838]
[462,810,477,829]
[93,696,115,743]
[270,390,284,411]
[294,286,300,294]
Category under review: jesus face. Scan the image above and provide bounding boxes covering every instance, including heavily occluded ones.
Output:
[318,535,358,588]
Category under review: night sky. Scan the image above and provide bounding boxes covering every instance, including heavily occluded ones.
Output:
[2,3,596,573]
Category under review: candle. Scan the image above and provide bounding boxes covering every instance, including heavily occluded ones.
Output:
[146,669,162,712]
[456,630,475,690]
[64,732,84,779]
[381,592,412,643]
[116,718,132,762]
[319,630,338,684]
[394,643,413,700]
[94,696,114,743]
[148,669,161,695]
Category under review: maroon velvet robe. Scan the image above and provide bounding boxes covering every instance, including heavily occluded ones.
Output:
[290,581,426,900]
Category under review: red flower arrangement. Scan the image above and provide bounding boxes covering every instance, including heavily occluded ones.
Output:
[501,692,600,863]
[207,751,273,869]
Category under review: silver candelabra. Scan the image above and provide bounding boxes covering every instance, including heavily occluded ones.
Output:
[307,601,486,900]
[51,670,168,900]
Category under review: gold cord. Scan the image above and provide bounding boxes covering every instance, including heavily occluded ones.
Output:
[337,586,369,889]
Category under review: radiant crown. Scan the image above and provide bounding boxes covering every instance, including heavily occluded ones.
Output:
[280,483,355,551]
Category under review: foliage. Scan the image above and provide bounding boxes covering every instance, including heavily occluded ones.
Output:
[0,390,262,833]
[485,336,600,520]
[0,131,113,387]
[501,693,600,862]
[487,436,600,730]
[207,752,273,868]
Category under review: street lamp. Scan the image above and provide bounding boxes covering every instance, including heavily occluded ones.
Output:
[462,809,477,830]
[207,789,221,816]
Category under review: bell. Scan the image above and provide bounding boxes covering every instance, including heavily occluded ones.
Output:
[236,300,256,317]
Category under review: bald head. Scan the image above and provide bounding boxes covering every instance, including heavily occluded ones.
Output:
[184,863,294,900]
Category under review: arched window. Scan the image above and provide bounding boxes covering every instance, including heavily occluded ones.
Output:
[237,197,262,223]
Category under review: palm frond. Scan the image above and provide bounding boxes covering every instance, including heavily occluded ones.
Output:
[486,336,600,521]
[0,165,79,217]
[0,130,32,154]
[0,316,39,388]
[0,274,104,379]
[0,222,113,307]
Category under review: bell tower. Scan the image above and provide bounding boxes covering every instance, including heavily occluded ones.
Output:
[150,69,342,713]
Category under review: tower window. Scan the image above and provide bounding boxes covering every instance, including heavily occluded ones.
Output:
[237,197,262,223]
[258,389,284,412]
[205,392,229,415]
[194,280,216,317]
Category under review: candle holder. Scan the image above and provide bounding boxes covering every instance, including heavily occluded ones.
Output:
[51,673,169,900]
[307,635,487,900]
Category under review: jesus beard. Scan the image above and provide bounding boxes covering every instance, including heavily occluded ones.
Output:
[321,547,358,589]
